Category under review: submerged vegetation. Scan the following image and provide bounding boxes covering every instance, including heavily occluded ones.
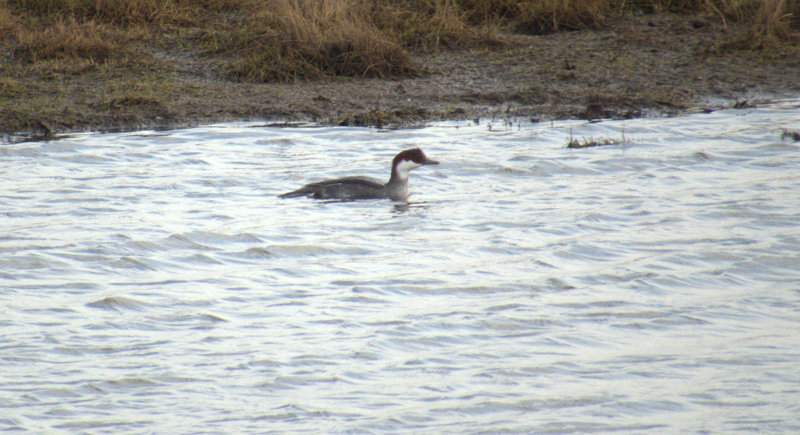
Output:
[566,127,627,149]
[1,0,798,137]
[566,135,626,149]
[783,129,800,142]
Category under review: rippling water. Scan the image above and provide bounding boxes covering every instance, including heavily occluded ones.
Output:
[2,100,800,433]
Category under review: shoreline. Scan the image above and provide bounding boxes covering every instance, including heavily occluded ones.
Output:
[3,14,799,142]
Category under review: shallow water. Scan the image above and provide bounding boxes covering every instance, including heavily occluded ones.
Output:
[2,101,800,433]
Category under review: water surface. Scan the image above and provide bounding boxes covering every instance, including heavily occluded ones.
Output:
[2,101,800,433]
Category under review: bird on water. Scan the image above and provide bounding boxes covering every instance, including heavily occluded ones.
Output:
[279,147,438,201]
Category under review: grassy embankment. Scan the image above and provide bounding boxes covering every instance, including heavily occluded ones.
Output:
[1,0,798,138]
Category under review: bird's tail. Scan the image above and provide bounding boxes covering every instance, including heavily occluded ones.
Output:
[278,188,311,198]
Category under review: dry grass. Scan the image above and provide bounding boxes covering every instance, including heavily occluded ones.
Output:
[7,0,192,25]
[11,16,119,62]
[1,0,797,81]
[372,0,504,50]
[716,0,800,50]
[511,0,609,33]
[228,0,415,81]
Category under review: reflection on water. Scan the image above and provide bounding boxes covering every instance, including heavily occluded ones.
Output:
[2,100,800,433]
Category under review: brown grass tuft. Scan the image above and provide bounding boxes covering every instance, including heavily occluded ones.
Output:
[417,0,608,35]
[7,0,194,25]
[228,0,416,81]
[512,0,609,34]
[717,0,800,50]
[373,0,504,50]
[12,16,118,62]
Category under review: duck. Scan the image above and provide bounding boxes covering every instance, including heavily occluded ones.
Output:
[279,147,438,201]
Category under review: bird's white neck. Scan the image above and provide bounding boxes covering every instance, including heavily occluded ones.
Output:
[392,159,421,181]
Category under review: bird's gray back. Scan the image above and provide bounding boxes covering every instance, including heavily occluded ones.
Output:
[281,176,386,200]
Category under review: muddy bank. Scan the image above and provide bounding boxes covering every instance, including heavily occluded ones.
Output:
[3,14,799,140]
